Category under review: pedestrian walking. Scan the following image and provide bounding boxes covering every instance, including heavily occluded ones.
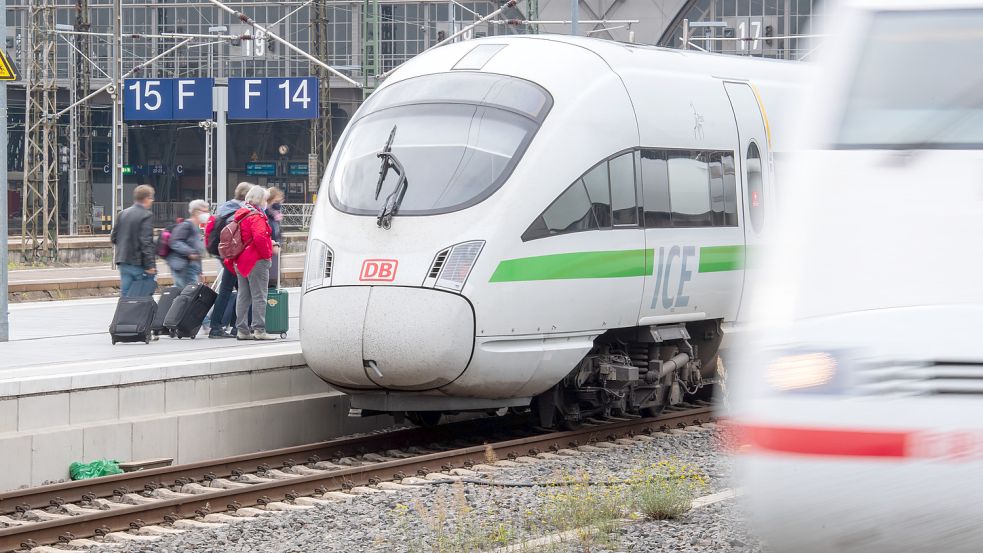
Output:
[166,199,209,288]
[110,185,157,297]
[231,186,277,340]
[204,182,253,338]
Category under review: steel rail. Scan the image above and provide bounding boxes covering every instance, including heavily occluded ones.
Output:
[0,407,713,552]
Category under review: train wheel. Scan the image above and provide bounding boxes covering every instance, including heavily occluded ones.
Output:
[406,411,442,427]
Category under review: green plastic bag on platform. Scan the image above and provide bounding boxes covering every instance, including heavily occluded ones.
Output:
[69,459,123,480]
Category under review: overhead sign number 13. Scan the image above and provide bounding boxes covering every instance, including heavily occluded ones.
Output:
[277,78,311,110]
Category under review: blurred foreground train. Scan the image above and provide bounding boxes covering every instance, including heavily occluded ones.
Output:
[300,35,805,427]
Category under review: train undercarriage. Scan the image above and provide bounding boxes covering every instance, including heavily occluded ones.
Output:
[392,321,724,428]
[529,320,724,429]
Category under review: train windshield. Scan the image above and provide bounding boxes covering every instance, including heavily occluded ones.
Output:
[329,73,551,216]
[837,10,983,149]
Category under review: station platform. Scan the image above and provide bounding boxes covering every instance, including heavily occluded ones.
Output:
[0,291,392,492]
[9,253,304,301]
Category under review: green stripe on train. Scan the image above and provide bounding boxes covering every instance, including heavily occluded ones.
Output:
[489,245,743,282]
[489,249,651,282]
[697,245,746,273]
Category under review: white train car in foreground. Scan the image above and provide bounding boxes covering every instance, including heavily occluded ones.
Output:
[730,1,983,551]
[301,35,806,427]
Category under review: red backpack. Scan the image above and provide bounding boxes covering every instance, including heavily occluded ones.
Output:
[218,211,259,261]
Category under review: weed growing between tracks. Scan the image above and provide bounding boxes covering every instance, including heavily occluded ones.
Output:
[390,459,707,553]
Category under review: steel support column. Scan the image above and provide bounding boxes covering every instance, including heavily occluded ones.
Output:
[22,0,60,263]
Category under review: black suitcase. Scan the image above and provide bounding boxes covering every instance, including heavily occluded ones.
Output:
[152,286,182,335]
[164,283,218,339]
[110,296,157,344]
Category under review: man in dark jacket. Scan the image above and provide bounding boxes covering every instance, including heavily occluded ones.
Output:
[110,185,157,296]
[206,182,253,338]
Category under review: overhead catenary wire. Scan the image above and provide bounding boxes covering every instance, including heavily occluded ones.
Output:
[200,0,361,87]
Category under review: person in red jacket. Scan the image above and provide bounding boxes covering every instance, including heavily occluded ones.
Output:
[233,186,279,340]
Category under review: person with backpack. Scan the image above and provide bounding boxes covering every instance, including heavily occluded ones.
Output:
[166,199,209,288]
[223,185,277,341]
[204,182,253,339]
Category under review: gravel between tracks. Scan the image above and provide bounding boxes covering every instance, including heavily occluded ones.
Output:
[82,426,765,553]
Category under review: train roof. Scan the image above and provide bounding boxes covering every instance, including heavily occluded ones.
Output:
[384,34,808,93]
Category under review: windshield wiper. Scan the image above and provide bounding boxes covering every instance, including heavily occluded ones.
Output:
[374,125,410,230]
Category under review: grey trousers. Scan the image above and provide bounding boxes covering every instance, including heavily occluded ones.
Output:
[236,258,271,333]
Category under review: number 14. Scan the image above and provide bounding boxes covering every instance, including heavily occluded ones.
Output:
[277,80,311,110]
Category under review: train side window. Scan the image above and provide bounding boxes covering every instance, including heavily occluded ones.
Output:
[708,154,725,226]
[640,149,671,228]
[721,152,738,226]
[747,143,764,232]
[609,153,638,226]
[522,181,597,241]
[667,151,712,227]
[582,163,612,229]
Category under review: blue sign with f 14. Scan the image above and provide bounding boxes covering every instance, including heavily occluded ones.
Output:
[228,77,318,120]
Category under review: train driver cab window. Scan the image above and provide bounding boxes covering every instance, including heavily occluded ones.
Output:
[667,151,713,227]
[582,163,612,228]
[609,153,638,226]
[747,143,764,232]
[521,181,598,241]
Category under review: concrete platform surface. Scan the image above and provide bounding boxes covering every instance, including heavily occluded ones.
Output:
[0,290,393,491]
[2,289,301,392]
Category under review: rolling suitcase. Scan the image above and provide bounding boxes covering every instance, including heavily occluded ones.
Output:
[110,296,157,344]
[265,258,288,339]
[125,273,158,297]
[265,288,289,338]
[152,286,182,335]
[164,283,218,339]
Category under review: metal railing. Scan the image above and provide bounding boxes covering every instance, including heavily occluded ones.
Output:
[280,203,314,230]
[153,201,314,229]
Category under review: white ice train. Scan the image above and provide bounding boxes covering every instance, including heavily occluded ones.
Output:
[300,35,806,426]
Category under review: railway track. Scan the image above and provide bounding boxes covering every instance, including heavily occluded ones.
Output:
[0,405,714,552]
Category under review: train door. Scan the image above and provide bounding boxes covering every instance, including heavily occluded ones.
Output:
[723,81,771,322]
[637,145,745,326]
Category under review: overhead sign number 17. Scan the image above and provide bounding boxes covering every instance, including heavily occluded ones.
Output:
[277,78,311,110]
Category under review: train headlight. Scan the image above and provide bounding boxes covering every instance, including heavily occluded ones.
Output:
[766,352,839,393]
[304,239,333,293]
[434,240,485,292]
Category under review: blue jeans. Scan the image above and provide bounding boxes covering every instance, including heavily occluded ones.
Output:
[208,265,238,334]
[119,263,150,297]
[173,262,202,289]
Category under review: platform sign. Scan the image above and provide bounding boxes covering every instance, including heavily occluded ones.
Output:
[246,162,277,176]
[0,48,18,81]
[287,162,309,176]
[267,77,318,119]
[228,77,318,120]
[124,78,214,121]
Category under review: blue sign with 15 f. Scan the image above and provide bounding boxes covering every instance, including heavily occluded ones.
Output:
[228,77,318,120]
[123,78,214,121]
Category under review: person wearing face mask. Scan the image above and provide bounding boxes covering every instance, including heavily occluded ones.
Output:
[166,199,210,288]
[265,187,284,288]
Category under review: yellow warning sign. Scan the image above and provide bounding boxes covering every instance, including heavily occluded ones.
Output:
[0,49,18,81]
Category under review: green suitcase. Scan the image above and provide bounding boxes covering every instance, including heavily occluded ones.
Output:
[265,288,289,338]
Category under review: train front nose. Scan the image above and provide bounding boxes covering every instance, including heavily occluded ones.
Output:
[301,287,475,391]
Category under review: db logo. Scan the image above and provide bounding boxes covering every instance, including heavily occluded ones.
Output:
[360,259,398,282]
